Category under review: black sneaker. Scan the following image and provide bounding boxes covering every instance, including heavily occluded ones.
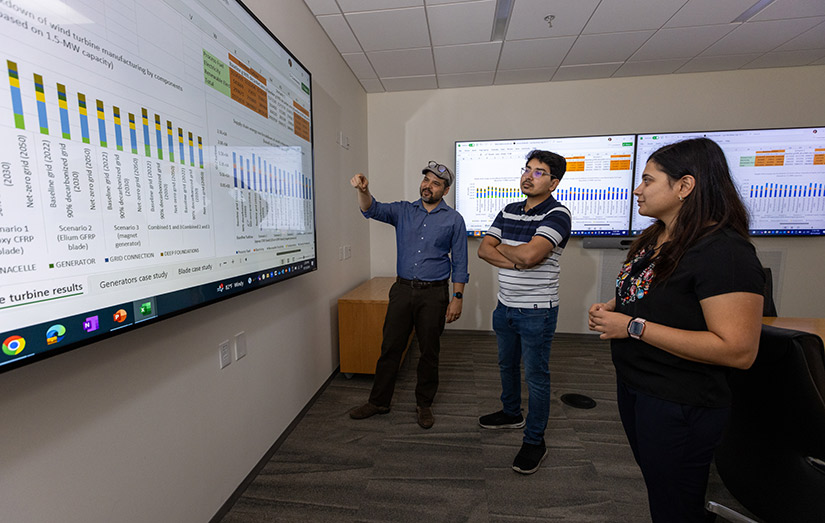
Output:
[478,410,525,429]
[512,439,547,474]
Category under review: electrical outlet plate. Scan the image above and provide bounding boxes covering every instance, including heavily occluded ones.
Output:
[219,340,231,369]
[234,331,247,360]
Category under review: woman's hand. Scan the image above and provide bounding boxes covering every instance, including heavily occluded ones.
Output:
[588,299,614,330]
[588,300,632,339]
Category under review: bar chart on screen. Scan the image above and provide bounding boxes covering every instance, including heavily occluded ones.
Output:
[455,135,635,236]
[0,0,316,369]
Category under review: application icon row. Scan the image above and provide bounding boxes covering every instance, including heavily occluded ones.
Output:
[1,299,157,358]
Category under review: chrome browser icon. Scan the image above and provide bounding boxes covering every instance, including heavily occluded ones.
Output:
[2,335,26,356]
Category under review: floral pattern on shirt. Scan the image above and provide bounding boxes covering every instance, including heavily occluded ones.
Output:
[617,247,655,305]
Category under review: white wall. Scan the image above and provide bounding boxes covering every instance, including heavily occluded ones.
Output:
[0,1,370,522]
[2,5,823,521]
[365,65,825,333]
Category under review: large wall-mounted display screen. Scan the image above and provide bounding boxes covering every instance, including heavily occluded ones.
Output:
[455,135,635,236]
[632,127,825,235]
[0,0,316,373]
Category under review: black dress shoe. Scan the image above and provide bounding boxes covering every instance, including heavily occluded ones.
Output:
[416,406,434,429]
[349,402,390,419]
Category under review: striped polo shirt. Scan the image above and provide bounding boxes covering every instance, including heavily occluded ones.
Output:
[486,196,571,309]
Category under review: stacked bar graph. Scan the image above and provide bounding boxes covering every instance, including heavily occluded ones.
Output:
[5,63,206,167]
[128,112,138,154]
[0,0,317,371]
[57,83,70,139]
[7,60,24,129]
[33,73,48,134]
[230,148,313,234]
[113,106,124,151]
[556,186,630,223]
[748,182,824,214]
[474,185,522,215]
[77,93,90,143]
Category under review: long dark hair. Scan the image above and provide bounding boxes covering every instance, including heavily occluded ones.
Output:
[627,138,750,282]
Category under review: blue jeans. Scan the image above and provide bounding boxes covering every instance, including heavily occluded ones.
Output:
[493,301,558,445]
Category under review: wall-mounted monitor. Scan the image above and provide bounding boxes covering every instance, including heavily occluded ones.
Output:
[0,0,316,373]
[455,135,635,236]
[633,127,825,236]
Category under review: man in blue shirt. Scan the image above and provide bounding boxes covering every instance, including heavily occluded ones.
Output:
[348,161,469,429]
[477,150,572,474]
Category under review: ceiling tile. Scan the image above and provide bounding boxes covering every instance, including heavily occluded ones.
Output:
[630,24,736,61]
[316,14,363,54]
[359,78,385,92]
[338,0,423,13]
[494,68,556,85]
[583,0,686,34]
[342,53,378,78]
[613,58,690,77]
[741,49,825,69]
[752,0,825,21]
[427,0,496,46]
[563,31,654,65]
[367,47,435,77]
[433,41,501,74]
[306,0,825,93]
[303,0,340,16]
[676,53,762,73]
[437,71,496,88]
[425,0,480,5]
[506,0,601,40]
[552,62,623,82]
[664,0,757,28]
[382,75,438,91]
[498,36,576,70]
[345,8,430,51]
[776,20,825,51]
[702,17,825,56]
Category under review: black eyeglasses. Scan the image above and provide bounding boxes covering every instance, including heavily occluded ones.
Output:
[428,160,449,174]
[520,166,554,179]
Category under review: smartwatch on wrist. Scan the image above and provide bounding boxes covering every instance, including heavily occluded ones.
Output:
[453,292,463,299]
[627,317,647,339]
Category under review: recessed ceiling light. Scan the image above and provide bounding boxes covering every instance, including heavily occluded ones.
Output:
[491,0,514,41]
[731,0,775,23]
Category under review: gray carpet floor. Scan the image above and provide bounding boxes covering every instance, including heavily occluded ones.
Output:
[220,331,755,522]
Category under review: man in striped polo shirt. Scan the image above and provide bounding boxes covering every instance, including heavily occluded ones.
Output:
[477,149,572,474]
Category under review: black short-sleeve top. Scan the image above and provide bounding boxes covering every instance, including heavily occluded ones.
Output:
[612,228,765,407]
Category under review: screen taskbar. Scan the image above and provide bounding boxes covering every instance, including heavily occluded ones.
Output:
[466,229,629,237]
[629,229,825,236]
[0,259,316,372]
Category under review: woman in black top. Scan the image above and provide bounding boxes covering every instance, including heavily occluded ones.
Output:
[588,138,764,523]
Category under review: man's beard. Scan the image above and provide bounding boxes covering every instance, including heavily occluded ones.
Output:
[420,188,440,203]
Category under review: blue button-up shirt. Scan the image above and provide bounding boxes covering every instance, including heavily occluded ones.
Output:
[363,197,469,283]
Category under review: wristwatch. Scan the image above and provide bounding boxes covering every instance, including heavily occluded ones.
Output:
[627,317,647,339]
[453,292,463,299]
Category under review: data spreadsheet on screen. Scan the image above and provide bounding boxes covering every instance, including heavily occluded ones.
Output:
[632,128,825,235]
[455,135,635,236]
[0,0,316,372]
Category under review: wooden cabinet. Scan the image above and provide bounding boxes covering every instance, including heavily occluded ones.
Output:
[338,277,410,375]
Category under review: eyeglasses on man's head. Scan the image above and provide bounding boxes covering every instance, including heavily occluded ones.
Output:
[428,161,449,174]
